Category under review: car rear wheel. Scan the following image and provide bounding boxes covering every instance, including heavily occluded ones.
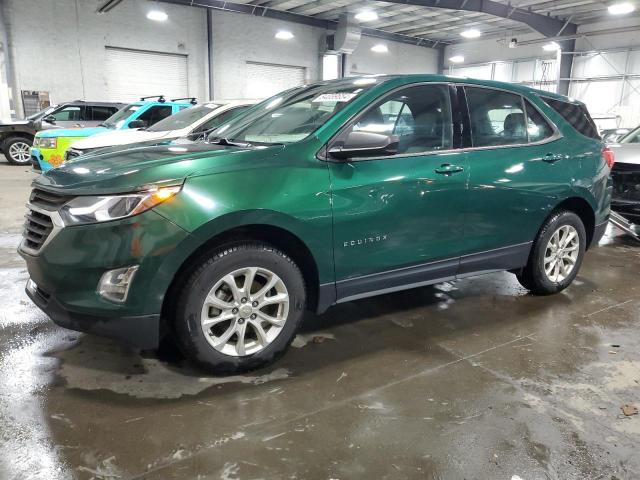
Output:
[175,242,306,373]
[2,137,33,165]
[516,210,586,295]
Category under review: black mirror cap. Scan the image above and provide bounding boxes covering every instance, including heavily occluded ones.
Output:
[328,131,399,160]
[128,120,147,129]
[43,115,56,124]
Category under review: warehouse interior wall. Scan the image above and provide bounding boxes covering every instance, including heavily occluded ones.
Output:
[347,35,439,75]
[3,0,208,115]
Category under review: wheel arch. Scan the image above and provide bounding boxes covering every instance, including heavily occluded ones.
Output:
[160,222,325,335]
[551,196,596,249]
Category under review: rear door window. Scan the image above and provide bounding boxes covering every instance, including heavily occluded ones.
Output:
[465,87,528,147]
[90,106,117,121]
[541,97,600,140]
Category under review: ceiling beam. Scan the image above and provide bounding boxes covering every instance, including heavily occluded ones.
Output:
[381,0,577,37]
[159,0,448,47]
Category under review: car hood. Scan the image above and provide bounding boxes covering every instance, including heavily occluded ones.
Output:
[37,127,109,139]
[72,129,176,150]
[0,120,31,126]
[34,142,284,195]
[610,143,640,166]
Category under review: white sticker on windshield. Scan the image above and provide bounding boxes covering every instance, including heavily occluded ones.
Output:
[312,93,356,103]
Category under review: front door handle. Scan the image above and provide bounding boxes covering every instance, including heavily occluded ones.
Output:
[435,163,465,175]
[543,153,565,163]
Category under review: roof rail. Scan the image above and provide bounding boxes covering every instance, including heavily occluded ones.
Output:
[171,97,198,105]
[140,95,166,103]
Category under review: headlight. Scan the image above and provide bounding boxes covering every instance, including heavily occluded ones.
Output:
[35,137,57,149]
[59,185,181,225]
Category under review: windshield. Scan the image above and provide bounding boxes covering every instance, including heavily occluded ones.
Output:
[102,104,141,129]
[214,80,379,145]
[26,105,58,121]
[620,126,640,144]
[147,104,221,132]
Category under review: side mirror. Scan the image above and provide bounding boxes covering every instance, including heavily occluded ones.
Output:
[328,131,399,160]
[43,115,56,124]
[128,119,147,129]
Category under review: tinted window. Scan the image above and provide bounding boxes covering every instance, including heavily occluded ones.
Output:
[542,97,600,139]
[137,105,173,126]
[525,100,554,142]
[621,126,640,144]
[345,84,453,155]
[466,87,527,147]
[90,106,117,121]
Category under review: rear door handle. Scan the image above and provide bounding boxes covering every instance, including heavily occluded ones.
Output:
[543,153,565,163]
[435,163,465,175]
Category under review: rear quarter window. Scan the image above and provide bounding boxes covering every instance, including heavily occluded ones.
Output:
[541,97,600,140]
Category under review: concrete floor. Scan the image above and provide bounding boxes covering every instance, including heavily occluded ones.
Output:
[1,160,639,480]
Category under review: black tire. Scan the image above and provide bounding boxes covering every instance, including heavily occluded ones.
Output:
[517,210,586,295]
[2,136,33,165]
[174,242,306,374]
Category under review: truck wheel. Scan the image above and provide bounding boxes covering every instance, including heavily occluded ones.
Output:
[517,210,586,295]
[175,242,306,374]
[2,137,33,165]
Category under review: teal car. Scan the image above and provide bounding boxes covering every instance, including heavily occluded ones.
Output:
[31,96,193,171]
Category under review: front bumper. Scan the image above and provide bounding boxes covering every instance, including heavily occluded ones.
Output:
[26,280,160,349]
[19,206,193,349]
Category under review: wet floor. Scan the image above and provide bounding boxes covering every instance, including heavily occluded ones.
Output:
[1,165,639,479]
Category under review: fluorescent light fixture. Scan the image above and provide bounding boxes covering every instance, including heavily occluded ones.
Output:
[460,28,481,38]
[371,44,388,53]
[275,30,294,40]
[449,55,465,63]
[542,41,560,51]
[355,10,378,22]
[608,2,635,14]
[146,9,168,21]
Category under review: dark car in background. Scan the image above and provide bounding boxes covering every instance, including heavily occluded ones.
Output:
[0,101,124,165]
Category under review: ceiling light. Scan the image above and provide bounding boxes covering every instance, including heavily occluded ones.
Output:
[608,2,635,14]
[449,55,465,63]
[355,10,379,22]
[275,30,294,40]
[460,28,481,38]
[371,44,388,53]
[146,9,168,21]
[542,41,560,51]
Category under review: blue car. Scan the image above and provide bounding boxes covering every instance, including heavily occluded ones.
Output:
[31,96,194,171]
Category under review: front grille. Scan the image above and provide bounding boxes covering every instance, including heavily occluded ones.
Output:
[29,188,73,210]
[23,209,54,252]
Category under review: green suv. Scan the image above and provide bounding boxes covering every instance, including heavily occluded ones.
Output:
[20,75,613,373]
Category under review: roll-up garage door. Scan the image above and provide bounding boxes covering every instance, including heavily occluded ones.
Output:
[245,62,305,100]
[105,47,188,102]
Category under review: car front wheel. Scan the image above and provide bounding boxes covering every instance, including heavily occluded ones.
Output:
[3,137,33,165]
[175,242,306,373]
[517,210,586,295]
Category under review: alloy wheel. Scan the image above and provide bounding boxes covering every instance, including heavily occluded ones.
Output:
[543,225,580,283]
[200,267,290,356]
[8,141,31,164]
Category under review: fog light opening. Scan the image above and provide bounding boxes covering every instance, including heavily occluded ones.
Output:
[98,266,139,303]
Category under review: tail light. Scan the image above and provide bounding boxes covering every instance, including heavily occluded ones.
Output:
[602,147,615,169]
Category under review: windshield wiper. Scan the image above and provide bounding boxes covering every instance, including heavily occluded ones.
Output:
[209,137,252,148]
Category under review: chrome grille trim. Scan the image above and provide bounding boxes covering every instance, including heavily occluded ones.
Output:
[19,203,65,256]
